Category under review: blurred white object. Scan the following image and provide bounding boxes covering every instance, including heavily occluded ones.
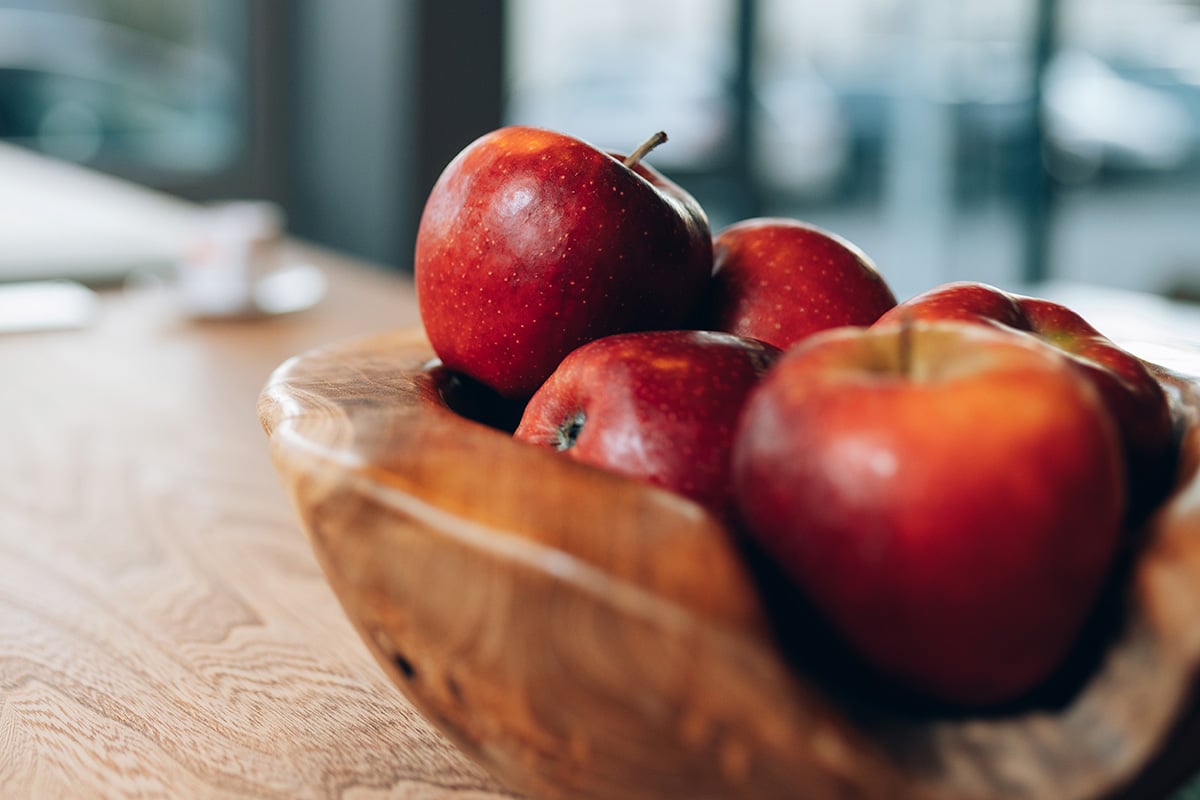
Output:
[0,144,325,319]
[0,280,97,333]
[175,201,326,318]
[0,143,197,284]
[177,201,282,315]
[251,262,328,316]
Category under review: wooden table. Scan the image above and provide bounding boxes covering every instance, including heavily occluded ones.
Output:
[5,151,1200,799]
[0,241,518,797]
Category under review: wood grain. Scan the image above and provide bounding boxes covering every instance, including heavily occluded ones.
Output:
[260,327,1200,800]
[0,248,514,798]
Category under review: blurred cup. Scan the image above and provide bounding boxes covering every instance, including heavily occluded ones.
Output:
[177,200,285,317]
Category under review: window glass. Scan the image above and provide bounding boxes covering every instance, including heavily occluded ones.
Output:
[505,0,736,171]
[506,0,1043,297]
[506,0,1200,297]
[755,0,1043,297]
[1049,0,1200,296]
[0,0,245,182]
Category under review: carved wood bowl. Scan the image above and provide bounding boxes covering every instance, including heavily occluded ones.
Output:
[259,326,1200,800]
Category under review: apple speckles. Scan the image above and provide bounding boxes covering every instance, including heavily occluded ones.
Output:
[416,126,712,397]
[515,330,779,519]
[707,218,897,350]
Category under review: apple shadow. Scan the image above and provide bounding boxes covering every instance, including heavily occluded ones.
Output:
[434,368,529,434]
[729,530,924,719]
[730,468,1175,727]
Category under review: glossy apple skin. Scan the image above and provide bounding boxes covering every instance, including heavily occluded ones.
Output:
[732,322,1126,707]
[514,330,780,521]
[706,218,898,349]
[415,126,713,399]
[873,281,1175,518]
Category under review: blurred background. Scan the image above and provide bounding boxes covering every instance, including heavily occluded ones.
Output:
[2,0,1199,301]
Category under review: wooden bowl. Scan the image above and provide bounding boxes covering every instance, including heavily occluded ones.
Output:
[259,326,1200,800]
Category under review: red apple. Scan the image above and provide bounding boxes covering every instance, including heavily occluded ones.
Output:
[873,281,1175,517]
[514,330,780,521]
[732,321,1126,707]
[415,127,713,399]
[706,217,898,349]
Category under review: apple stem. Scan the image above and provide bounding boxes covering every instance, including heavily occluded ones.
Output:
[898,313,914,377]
[623,131,668,169]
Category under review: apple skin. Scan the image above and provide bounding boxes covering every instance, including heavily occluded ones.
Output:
[873,281,1175,518]
[732,322,1126,707]
[415,126,713,399]
[706,218,898,349]
[514,330,780,521]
